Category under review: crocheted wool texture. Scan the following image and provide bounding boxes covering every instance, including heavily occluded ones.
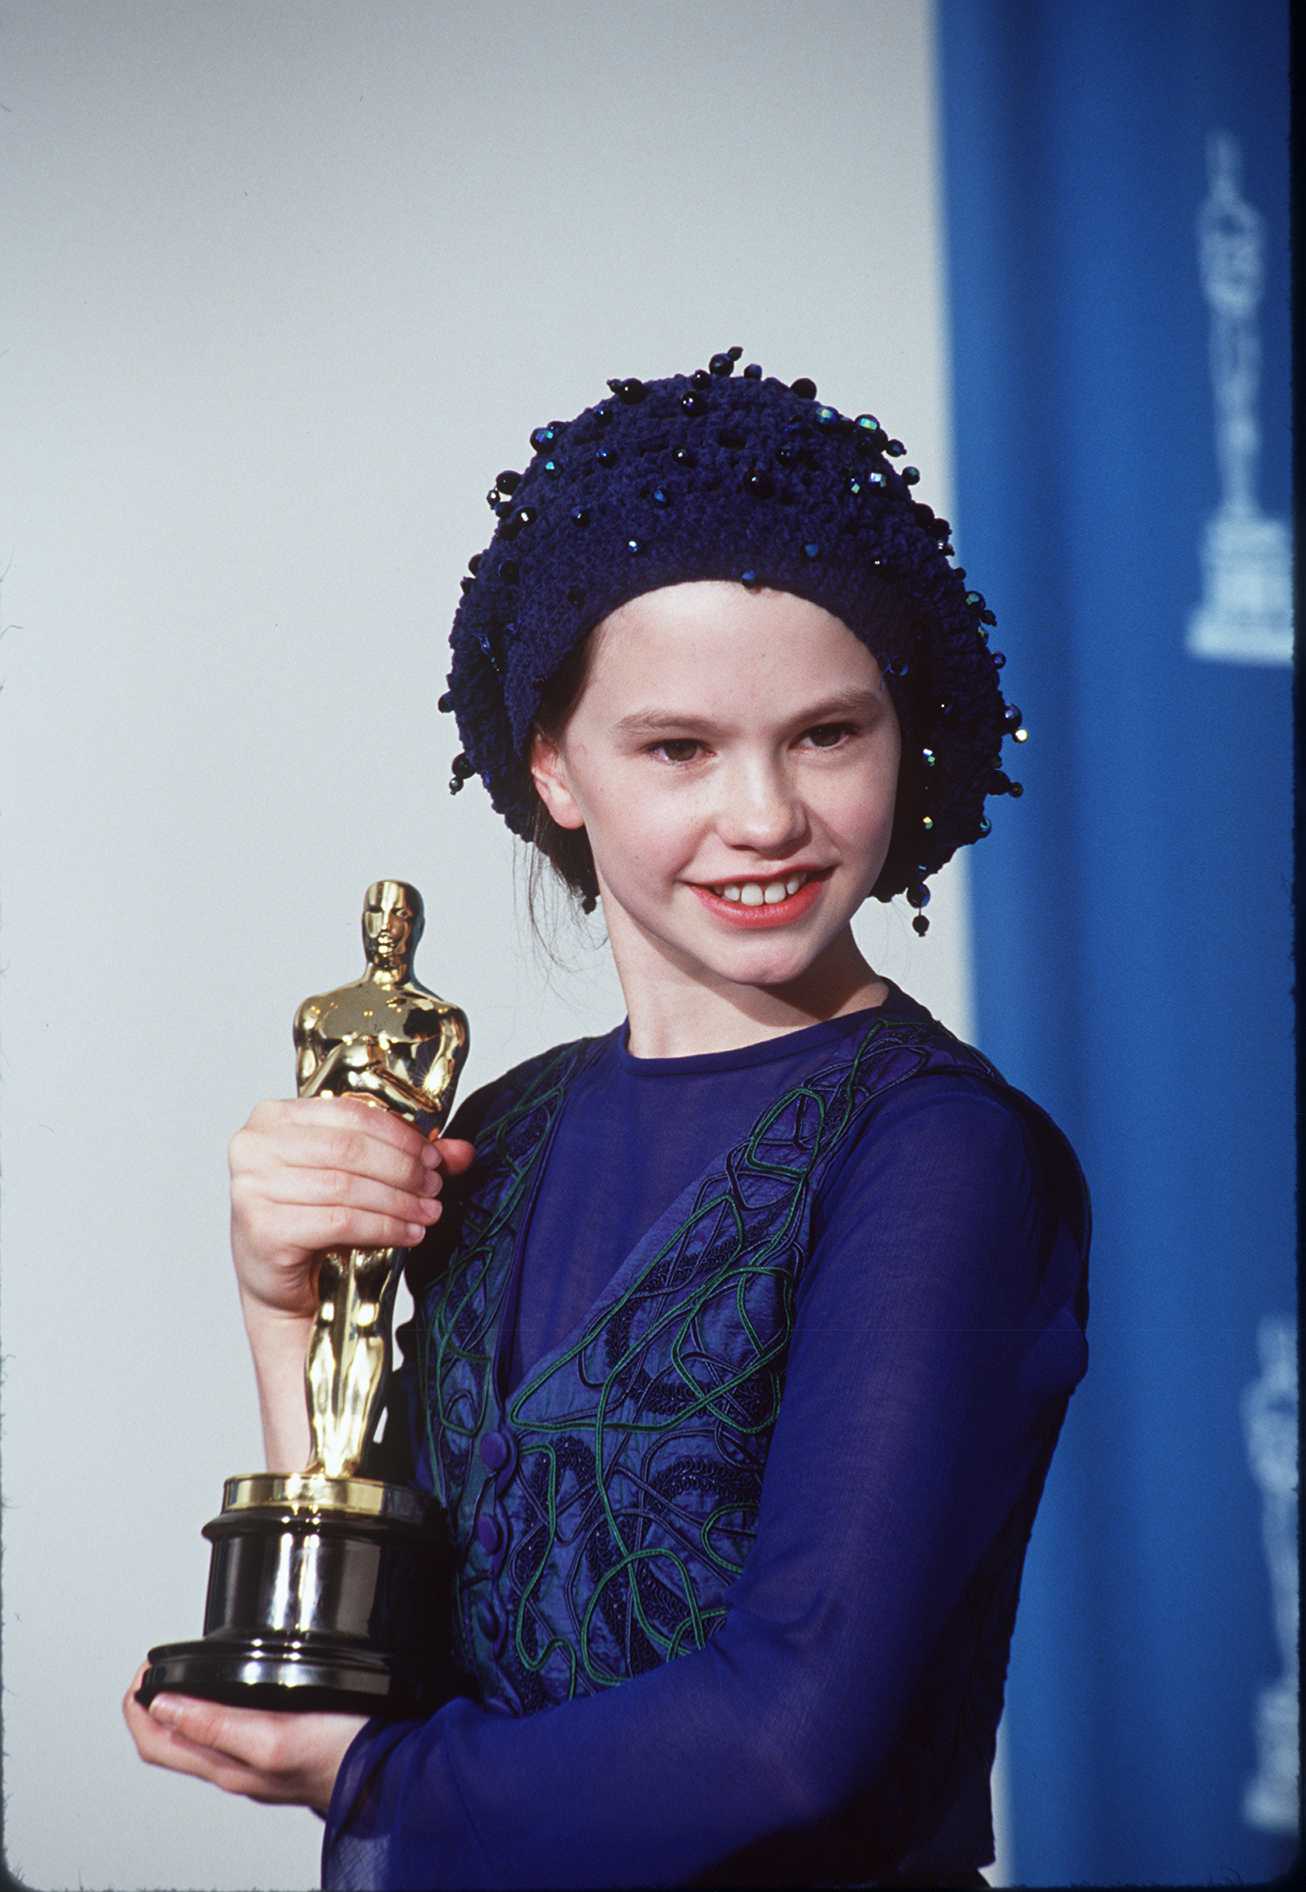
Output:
[442,347,1024,901]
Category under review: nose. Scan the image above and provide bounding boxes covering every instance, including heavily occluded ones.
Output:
[714,753,810,856]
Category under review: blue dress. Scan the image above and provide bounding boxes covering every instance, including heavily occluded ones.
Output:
[321,978,1091,1889]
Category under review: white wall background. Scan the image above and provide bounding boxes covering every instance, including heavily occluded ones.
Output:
[0,3,988,1886]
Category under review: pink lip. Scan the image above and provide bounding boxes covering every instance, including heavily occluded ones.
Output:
[688,869,831,929]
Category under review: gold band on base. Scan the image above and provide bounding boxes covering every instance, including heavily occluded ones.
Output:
[223,1472,434,1526]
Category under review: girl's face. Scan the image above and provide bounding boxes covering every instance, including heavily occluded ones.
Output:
[530,580,901,1017]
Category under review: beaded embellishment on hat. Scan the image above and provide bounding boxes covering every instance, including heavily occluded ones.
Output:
[440,346,1027,927]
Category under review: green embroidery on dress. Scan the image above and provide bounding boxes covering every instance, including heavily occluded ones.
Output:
[416,1009,1004,1707]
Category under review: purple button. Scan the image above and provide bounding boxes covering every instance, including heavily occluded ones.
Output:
[479,1602,508,1658]
[475,1514,503,1556]
[480,1430,511,1472]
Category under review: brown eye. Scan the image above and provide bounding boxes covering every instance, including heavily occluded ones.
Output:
[804,723,856,749]
[651,739,702,764]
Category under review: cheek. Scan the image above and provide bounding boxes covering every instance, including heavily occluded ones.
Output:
[825,755,899,857]
[584,772,703,875]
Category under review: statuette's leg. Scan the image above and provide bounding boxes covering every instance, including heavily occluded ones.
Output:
[305,1246,399,1480]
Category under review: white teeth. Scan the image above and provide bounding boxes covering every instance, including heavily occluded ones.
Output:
[712,871,811,904]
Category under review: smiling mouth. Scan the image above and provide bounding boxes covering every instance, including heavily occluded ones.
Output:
[700,867,832,907]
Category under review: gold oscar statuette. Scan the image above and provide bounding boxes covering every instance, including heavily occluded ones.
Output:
[139,880,470,1714]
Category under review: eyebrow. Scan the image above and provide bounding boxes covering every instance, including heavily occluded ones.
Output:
[613,687,887,736]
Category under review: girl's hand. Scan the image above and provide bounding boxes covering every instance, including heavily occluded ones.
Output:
[228,1094,477,1321]
[122,1663,368,1812]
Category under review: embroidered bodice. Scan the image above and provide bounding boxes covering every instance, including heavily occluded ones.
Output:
[327,985,1091,1890]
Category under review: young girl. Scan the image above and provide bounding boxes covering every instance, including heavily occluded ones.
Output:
[125,347,1091,1889]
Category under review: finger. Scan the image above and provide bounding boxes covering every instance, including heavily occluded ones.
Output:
[147,1693,290,1774]
[250,1198,439,1254]
[137,1720,289,1801]
[431,1136,477,1174]
[251,1163,444,1221]
[254,1095,433,1169]
[246,1118,436,1198]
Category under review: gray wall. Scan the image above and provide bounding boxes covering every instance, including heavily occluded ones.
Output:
[1,3,981,1885]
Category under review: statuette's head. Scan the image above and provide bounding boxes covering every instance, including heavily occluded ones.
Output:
[362,879,424,968]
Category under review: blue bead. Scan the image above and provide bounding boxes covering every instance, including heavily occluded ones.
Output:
[740,568,760,588]
[709,352,736,376]
[680,391,708,414]
[542,458,562,476]
[978,815,991,836]
[855,414,880,433]
[903,466,921,485]
[626,537,645,554]
[571,508,590,525]
[652,487,669,505]
[814,405,838,425]
[743,362,763,378]
[803,542,820,558]
[868,471,886,488]
[672,446,696,466]
[596,446,617,465]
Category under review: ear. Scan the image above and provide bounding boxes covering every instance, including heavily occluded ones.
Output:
[528,728,586,832]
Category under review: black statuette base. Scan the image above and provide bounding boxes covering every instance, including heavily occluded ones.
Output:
[138,1494,461,1718]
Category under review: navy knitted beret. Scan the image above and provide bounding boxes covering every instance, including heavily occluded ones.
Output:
[440,346,1026,923]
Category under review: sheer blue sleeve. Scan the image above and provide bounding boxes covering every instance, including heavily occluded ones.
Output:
[322,1075,1089,1889]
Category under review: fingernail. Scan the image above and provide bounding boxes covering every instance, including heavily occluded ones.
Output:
[150,1695,182,1726]
[421,1144,441,1168]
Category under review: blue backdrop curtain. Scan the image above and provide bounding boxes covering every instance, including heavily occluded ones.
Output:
[936,1,1295,1883]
